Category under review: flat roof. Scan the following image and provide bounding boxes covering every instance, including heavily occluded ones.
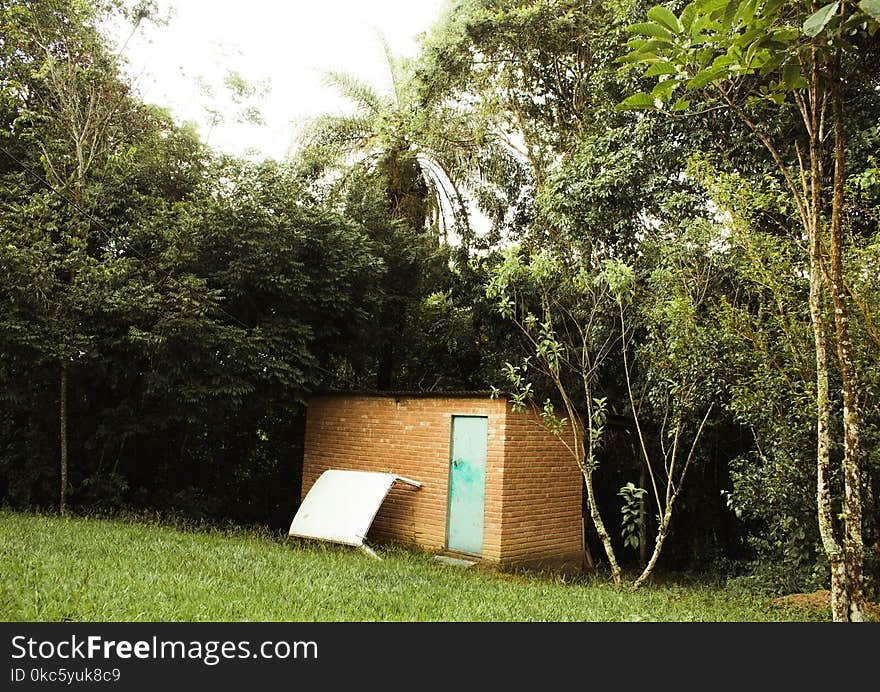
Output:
[311,391,635,428]
[312,390,494,399]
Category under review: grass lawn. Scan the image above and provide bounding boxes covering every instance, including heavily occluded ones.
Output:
[0,511,824,622]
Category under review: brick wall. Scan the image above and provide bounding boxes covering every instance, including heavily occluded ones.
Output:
[300,393,584,569]
[500,406,585,570]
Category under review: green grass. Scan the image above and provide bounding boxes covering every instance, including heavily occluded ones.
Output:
[0,511,821,621]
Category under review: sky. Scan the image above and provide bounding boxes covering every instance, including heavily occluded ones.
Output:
[111,0,448,160]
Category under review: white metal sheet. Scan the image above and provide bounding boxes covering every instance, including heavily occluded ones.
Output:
[289,469,421,549]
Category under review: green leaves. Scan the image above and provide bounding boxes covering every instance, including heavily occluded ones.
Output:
[685,65,727,91]
[619,482,647,551]
[652,77,683,102]
[644,61,678,77]
[600,258,637,303]
[616,0,870,114]
[694,0,729,13]
[721,0,740,31]
[498,361,534,414]
[627,21,675,41]
[796,0,879,40]
[802,1,839,37]
[540,398,568,435]
[647,6,683,33]
[615,92,660,111]
[779,62,807,90]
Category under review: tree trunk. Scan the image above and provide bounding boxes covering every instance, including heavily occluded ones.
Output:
[808,196,847,621]
[828,54,864,621]
[581,503,595,571]
[803,60,851,620]
[633,505,674,590]
[582,467,621,586]
[59,360,68,515]
[578,397,621,586]
[809,264,848,620]
[720,35,864,622]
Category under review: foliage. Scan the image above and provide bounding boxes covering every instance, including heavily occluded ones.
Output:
[616,0,879,114]
[293,48,517,390]
[296,42,515,249]
[620,0,880,619]
[420,0,638,178]
[619,482,648,550]
[0,0,514,524]
[687,155,880,598]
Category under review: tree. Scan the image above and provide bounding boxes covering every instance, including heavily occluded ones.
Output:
[691,157,841,592]
[487,237,717,588]
[619,0,880,620]
[114,157,383,523]
[1,0,161,513]
[418,0,615,186]
[0,133,386,523]
[487,246,624,582]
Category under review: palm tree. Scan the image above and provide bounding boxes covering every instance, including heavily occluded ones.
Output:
[296,40,515,246]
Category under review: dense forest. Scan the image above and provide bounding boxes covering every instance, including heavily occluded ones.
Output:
[1,0,877,620]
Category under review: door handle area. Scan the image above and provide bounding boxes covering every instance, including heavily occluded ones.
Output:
[451,458,461,468]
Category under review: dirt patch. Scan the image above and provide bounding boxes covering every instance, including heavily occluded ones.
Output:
[773,590,880,620]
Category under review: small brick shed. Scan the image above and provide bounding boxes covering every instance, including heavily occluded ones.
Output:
[300,391,586,569]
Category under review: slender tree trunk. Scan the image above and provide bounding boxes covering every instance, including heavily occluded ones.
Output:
[59,360,68,515]
[632,408,711,590]
[578,396,621,585]
[828,54,864,621]
[807,188,849,622]
[582,467,621,585]
[718,36,863,621]
[804,60,850,621]
[639,461,648,568]
[581,498,595,571]
[808,253,847,619]
[633,505,674,590]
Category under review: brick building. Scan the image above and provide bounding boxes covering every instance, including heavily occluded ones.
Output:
[300,391,586,570]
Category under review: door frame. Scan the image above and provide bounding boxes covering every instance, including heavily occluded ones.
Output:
[445,414,489,556]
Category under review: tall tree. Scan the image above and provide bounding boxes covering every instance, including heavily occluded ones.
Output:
[487,237,718,587]
[619,0,880,620]
[1,0,156,513]
[418,0,611,186]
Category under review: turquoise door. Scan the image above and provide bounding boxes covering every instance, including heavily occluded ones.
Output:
[447,416,489,554]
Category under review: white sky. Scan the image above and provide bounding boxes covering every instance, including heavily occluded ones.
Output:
[113,0,447,160]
